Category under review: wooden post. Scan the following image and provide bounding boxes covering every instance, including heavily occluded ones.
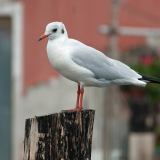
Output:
[23,109,95,160]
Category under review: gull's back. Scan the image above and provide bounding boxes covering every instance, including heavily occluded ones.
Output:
[68,39,142,81]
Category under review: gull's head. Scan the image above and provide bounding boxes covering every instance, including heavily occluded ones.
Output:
[38,22,68,41]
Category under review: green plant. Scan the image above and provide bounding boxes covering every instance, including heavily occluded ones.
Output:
[132,59,160,104]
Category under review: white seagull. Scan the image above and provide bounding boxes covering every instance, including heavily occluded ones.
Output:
[39,22,160,110]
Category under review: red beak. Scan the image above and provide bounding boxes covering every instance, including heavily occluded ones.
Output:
[38,34,50,41]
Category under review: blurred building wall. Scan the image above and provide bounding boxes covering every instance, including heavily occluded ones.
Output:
[22,0,160,89]
[23,0,111,89]
[0,0,11,2]
[1,0,160,160]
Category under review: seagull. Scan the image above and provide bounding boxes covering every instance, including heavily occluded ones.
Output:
[39,21,160,111]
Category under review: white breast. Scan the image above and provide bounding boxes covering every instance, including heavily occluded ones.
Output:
[46,39,94,83]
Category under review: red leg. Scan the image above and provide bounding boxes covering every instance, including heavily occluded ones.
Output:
[79,87,84,110]
[76,83,81,109]
[66,84,83,112]
[65,84,80,112]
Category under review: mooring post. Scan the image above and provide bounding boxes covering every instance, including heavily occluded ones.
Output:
[23,109,95,160]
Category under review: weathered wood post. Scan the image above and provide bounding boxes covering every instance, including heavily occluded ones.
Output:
[23,109,95,160]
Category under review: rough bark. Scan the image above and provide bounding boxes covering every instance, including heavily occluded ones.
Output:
[23,109,95,160]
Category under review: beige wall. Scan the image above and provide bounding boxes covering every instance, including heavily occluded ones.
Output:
[0,0,11,2]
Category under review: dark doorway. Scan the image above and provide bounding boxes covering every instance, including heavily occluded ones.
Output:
[0,17,12,160]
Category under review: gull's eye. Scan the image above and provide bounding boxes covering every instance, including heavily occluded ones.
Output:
[52,28,57,33]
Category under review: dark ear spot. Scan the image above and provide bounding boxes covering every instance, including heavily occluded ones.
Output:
[61,29,65,34]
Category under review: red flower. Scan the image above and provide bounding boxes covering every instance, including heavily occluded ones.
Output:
[139,54,154,65]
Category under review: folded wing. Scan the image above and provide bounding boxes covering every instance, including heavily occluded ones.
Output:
[70,39,141,81]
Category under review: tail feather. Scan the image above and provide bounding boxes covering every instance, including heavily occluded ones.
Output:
[139,75,160,84]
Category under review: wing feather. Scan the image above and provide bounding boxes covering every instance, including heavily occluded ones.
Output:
[69,39,141,80]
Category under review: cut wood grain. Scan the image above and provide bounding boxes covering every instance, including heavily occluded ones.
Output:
[23,109,95,160]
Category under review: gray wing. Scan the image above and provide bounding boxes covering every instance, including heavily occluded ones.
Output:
[69,39,141,80]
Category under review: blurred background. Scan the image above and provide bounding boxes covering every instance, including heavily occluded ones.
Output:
[0,0,160,160]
